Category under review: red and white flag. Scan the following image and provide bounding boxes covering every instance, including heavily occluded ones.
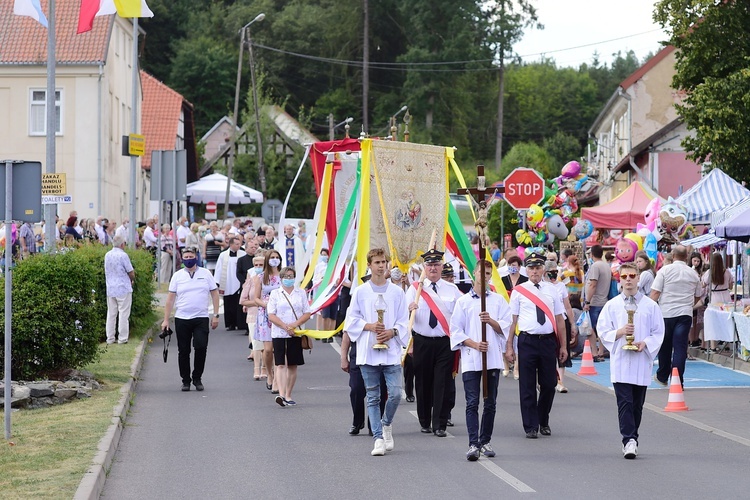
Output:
[78,0,154,34]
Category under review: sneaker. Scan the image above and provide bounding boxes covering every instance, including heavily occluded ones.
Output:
[556,384,568,393]
[383,424,394,451]
[193,380,204,391]
[181,384,190,392]
[623,439,638,459]
[275,395,286,407]
[480,443,496,457]
[466,445,480,461]
[371,438,386,456]
[653,374,668,387]
[284,399,297,406]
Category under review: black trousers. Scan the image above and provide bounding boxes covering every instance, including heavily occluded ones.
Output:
[175,317,210,385]
[403,353,415,398]
[413,333,454,431]
[613,382,648,445]
[517,332,558,433]
[223,291,240,328]
[348,342,386,429]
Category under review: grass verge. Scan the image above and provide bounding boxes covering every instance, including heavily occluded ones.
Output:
[0,311,157,499]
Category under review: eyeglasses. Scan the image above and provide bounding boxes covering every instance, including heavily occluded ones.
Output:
[281,274,295,279]
[620,272,638,280]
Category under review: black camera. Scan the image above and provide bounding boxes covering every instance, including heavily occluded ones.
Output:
[159,327,173,339]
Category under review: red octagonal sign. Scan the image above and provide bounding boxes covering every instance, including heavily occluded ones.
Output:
[503,168,545,210]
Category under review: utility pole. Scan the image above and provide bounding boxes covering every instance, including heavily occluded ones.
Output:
[362,0,369,134]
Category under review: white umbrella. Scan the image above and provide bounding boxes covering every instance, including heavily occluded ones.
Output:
[186,173,263,204]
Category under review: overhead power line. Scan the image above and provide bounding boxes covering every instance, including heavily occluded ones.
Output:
[253,29,662,72]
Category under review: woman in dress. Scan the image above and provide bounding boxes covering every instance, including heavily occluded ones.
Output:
[252,249,282,392]
[267,266,312,406]
[203,222,223,272]
[563,255,585,296]
[702,253,734,352]
[159,223,174,284]
[501,255,528,379]
[544,260,578,393]
[240,253,267,379]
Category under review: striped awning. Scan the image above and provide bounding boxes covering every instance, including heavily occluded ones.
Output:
[712,196,750,227]
[676,168,750,224]
[681,231,723,249]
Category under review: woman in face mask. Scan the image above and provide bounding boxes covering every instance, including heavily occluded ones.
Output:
[253,250,283,393]
[500,255,528,379]
[267,266,312,406]
[241,253,267,378]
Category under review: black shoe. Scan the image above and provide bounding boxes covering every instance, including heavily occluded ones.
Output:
[405,395,415,403]
[349,425,361,435]
[446,420,454,427]
[181,384,190,392]
[194,381,204,392]
[434,429,447,437]
[526,429,538,439]
[266,383,272,390]
[420,427,432,434]
[540,425,551,436]
[227,326,237,331]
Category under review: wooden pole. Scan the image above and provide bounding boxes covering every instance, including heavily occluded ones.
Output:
[479,246,488,399]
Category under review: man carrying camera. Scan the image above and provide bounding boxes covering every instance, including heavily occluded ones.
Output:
[162,247,221,392]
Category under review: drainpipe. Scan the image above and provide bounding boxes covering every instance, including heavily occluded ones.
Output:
[98,63,103,215]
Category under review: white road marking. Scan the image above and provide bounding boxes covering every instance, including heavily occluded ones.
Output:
[570,373,750,448]
[479,460,536,493]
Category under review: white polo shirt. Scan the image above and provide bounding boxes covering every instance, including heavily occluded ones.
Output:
[169,267,217,320]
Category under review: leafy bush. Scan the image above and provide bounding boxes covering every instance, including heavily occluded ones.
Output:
[0,245,156,380]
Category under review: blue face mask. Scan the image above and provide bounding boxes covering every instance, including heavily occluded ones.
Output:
[321,256,329,263]
[509,266,519,274]
[183,257,198,269]
[282,278,295,288]
[252,267,263,275]
[183,221,189,227]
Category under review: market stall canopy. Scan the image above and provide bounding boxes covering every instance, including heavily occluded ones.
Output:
[675,168,749,224]
[186,173,263,204]
[715,200,750,242]
[681,231,723,249]
[580,181,662,229]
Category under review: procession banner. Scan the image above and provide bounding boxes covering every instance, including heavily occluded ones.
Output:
[370,140,448,271]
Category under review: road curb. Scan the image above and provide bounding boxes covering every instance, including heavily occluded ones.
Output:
[73,324,159,500]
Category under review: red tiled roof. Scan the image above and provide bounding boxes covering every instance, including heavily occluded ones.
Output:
[619,45,675,90]
[0,0,111,65]
[141,71,187,170]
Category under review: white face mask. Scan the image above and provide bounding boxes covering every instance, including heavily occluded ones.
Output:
[269,258,281,267]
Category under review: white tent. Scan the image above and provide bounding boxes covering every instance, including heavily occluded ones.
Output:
[186,173,263,204]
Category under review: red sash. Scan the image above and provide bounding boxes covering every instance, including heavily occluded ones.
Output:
[410,282,451,336]
[514,284,558,336]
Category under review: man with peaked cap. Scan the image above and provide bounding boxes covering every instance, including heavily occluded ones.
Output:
[441,263,455,283]
[405,248,463,437]
[505,252,567,439]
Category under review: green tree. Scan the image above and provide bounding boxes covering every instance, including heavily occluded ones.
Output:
[500,141,556,180]
[654,0,750,180]
[543,131,584,168]
[482,0,542,169]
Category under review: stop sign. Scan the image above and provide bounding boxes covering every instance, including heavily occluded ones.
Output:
[205,201,217,213]
[502,168,545,210]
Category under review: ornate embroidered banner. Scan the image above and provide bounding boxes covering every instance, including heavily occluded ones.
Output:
[370,141,448,270]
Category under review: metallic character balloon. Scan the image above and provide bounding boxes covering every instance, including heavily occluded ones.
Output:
[573,219,593,240]
[516,229,532,245]
[658,197,689,238]
[526,204,544,226]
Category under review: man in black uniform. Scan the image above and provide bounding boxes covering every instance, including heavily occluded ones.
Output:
[405,249,462,437]
[505,253,567,438]
[235,235,259,333]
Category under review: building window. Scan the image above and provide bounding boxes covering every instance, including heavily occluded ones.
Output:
[29,89,62,136]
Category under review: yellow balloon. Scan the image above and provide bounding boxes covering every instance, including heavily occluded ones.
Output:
[526,204,543,225]
[623,232,643,251]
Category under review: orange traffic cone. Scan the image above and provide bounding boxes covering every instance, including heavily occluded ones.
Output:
[577,339,598,376]
[664,367,689,412]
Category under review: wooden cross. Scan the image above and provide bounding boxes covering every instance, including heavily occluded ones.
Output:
[456,164,505,398]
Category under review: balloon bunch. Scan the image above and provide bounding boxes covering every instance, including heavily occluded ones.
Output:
[515,161,589,246]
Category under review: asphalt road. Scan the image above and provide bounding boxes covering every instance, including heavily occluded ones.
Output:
[102,319,750,500]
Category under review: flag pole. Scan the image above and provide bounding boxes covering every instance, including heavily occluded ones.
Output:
[128,18,139,248]
[44,0,56,252]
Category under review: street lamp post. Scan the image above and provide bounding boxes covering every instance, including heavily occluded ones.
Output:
[329,116,353,140]
[224,13,265,218]
[247,19,267,199]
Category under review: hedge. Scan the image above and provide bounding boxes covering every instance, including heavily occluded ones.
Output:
[0,245,156,380]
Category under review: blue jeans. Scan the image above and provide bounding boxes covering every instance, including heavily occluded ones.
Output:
[588,305,603,335]
[360,364,402,441]
[656,315,692,386]
[463,369,500,447]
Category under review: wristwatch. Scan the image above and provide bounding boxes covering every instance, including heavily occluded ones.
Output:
[213,314,220,318]
[392,328,399,338]
[584,301,590,305]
